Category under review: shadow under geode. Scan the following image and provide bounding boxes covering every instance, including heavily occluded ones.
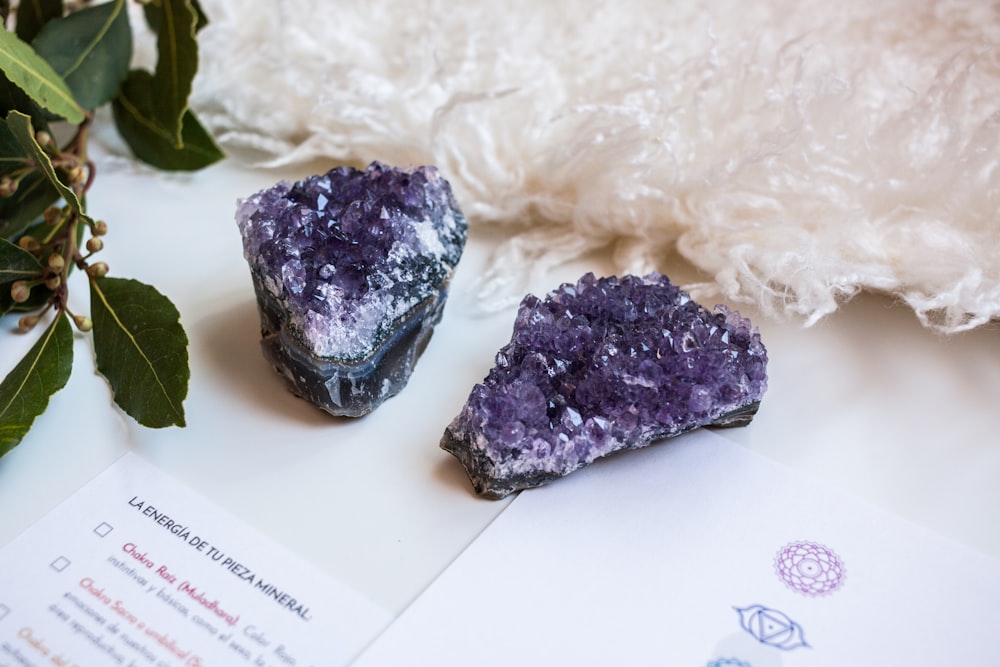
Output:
[196,297,351,426]
[432,455,491,499]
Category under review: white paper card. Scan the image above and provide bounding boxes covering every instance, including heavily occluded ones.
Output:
[355,429,1000,666]
[0,453,389,667]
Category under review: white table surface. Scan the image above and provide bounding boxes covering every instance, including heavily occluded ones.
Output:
[2,154,998,617]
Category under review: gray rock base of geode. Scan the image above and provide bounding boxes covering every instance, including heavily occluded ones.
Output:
[254,275,448,417]
[441,401,760,499]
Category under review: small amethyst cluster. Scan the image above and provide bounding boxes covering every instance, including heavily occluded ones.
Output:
[441,273,768,498]
[237,162,467,416]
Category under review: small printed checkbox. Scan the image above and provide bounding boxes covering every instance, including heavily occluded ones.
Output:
[0,604,9,621]
[93,522,113,537]
[50,556,71,572]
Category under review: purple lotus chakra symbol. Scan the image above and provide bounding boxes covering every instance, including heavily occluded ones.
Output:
[774,541,846,596]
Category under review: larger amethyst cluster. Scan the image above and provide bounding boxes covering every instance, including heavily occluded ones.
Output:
[237,162,467,416]
[442,273,767,498]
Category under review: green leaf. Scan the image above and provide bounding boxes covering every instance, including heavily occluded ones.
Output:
[0,69,51,140]
[0,28,84,123]
[0,124,23,159]
[4,109,87,215]
[0,237,43,283]
[0,272,53,316]
[90,276,188,428]
[112,70,222,171]
[31,0,130,111]
[1,220,55,310]
[0,73,44,161]
[0,171,60,240]
[144,0,208,34]
[0,290,9,317]
[0,311,73,457]
[16,0,64,44]
[0,86,57,239]
[1,287,51,316]
[142,0,199,146]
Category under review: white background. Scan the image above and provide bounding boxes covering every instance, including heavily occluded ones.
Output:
[1,150,998,619]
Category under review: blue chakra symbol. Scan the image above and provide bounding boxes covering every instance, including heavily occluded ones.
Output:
[706,660,752,667]
[735,604,809,650]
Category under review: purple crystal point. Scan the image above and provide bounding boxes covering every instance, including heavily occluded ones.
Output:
[441,273,768,498]
[236,162,467,416]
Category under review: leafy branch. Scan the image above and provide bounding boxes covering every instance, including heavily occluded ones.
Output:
[0,0,222,456]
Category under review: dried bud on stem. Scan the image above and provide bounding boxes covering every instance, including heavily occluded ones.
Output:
[0,176,18,197]
[47,254,65,272]
[87,262,109,278]
[73,315,93,332]
[18,236,39,252]
[34,130,55,152]
[10,281,31,303]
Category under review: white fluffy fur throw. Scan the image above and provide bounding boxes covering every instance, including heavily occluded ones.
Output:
[191,0,1000,331]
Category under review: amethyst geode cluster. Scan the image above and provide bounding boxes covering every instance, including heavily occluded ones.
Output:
[237,162,467,416]
[442,273,768,498]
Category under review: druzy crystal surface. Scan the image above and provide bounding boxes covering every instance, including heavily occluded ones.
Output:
[442,273,768,498]
[237,162,467,416]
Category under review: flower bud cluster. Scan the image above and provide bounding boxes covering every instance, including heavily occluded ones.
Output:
[4,133,110,340]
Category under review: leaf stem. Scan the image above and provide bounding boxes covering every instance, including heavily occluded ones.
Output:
[82,159,96,194]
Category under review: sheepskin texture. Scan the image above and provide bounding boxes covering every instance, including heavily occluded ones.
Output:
[189,0,1000,331]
